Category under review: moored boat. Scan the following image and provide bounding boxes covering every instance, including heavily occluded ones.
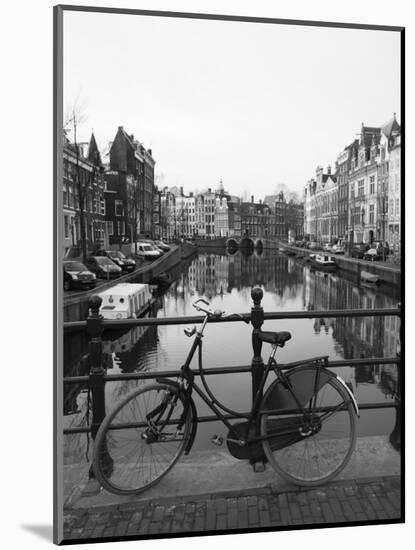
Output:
[98,283,153,320]
[309,254,337,271]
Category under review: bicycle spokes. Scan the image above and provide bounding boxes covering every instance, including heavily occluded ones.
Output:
[93,384,192,495]
[261,366,357,486]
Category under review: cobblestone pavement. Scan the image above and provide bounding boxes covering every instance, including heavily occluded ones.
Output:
[63,475,401,542]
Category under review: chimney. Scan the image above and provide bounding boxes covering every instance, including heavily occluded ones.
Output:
[189,192,194,197]
[208,187,212,193]
[118,126,123,130]
[259,199,262,205]
[148,148,152,156]
[180,186,184,196]
[251,195,254,203]
[327,165,331,175]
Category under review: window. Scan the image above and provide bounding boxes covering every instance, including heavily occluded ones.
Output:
[63,184,68,207]
[64,215,69,238]
[358,179,364,197]
[395,199,400,216]
[68,186,74,208]
[115,200,123,217]
[389,199,394,216]
[369,204,374,225]
[369,175,375,194]
[100,199,106,215]
[117,220,124,235]
[107,221,114,236]
[350,183,355,198]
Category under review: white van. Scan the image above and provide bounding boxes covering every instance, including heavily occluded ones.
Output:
[98,283,153,319]
[131,242,162,260]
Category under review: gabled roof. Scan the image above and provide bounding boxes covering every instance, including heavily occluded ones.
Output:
[382,115,401,138]
[87,132,103,167]
[322,174,337,183]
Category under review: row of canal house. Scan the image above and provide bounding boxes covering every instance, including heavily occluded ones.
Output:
[304,115,401,250]
[159,182,304,241]
[63,126,157,255]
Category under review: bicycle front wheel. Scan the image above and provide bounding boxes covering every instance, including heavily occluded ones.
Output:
[260,366,357,486]
[93,383,192,495]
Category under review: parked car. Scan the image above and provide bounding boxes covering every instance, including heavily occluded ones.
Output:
[138,239,166,255]
[307,241,319,250]
[85,256,122,278]
[331,244,346,255]
[154,240,171,252]
[350,243,370,259]
[63,261,96,291]
[363,241,390,261]
[132,242,163,261]
[95,249,136,272]
[323,243,334,252]
[295,240,308,248]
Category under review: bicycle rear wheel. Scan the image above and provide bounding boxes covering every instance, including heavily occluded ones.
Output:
[260,366,357,486]
[93,383,192,495]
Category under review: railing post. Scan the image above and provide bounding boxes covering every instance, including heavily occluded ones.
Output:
[250,286,266,470]
[86,295,106,479]
[390,302,401,451]
[251,286,264,406]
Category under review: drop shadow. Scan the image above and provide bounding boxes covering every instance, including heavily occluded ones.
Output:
[21,524,53,542]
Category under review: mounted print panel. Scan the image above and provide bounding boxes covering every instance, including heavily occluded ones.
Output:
[54,5,404,545]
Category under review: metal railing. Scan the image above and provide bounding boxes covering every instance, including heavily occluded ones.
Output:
[63,287,402,472]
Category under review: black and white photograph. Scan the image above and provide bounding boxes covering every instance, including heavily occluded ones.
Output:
[54,5,403,545]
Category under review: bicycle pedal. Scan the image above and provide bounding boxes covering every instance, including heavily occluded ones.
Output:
[252,461,266,473]
[211,435,224,446]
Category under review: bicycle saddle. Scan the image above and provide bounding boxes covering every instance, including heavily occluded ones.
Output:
[257,331,292,347]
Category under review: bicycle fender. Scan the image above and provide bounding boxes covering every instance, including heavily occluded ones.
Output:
[335,375,360,417]
[155,377,198,454]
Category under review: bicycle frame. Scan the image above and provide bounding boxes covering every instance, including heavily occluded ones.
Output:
[174,314,331,447]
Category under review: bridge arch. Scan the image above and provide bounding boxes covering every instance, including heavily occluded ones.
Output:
[254,239,263,251]
[226,238,239,249]
[239,236,254,250]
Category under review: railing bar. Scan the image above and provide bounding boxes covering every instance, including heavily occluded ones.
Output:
[63,307,401,331]
[63,401,398,434]
[63,356,400,385]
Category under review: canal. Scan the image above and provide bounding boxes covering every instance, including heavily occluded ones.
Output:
[63,248,401,466]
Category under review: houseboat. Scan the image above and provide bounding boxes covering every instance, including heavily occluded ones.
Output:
[309,254,337,271]
[98,283,153,320]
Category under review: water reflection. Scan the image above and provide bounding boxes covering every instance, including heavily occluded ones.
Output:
[64,250,400,464]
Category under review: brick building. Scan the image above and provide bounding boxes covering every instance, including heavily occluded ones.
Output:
[63,132,106,255]
[105,126,155,245]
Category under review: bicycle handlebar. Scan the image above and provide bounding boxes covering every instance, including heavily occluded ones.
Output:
[192,300,250,324]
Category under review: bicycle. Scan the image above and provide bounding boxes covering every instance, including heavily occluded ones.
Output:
[93,298,359,495]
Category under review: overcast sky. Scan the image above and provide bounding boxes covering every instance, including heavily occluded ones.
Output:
[63,11,400,199]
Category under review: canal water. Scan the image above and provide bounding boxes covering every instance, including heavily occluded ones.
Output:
[63,249,401,466]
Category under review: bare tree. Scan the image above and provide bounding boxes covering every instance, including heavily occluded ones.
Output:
[64,98,98,263]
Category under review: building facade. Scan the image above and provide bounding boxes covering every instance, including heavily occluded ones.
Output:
[304,115,401,251]
[106,126,155,245]
[348,125,381,245]
[304,167,337,243]
[63,132,106,255]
